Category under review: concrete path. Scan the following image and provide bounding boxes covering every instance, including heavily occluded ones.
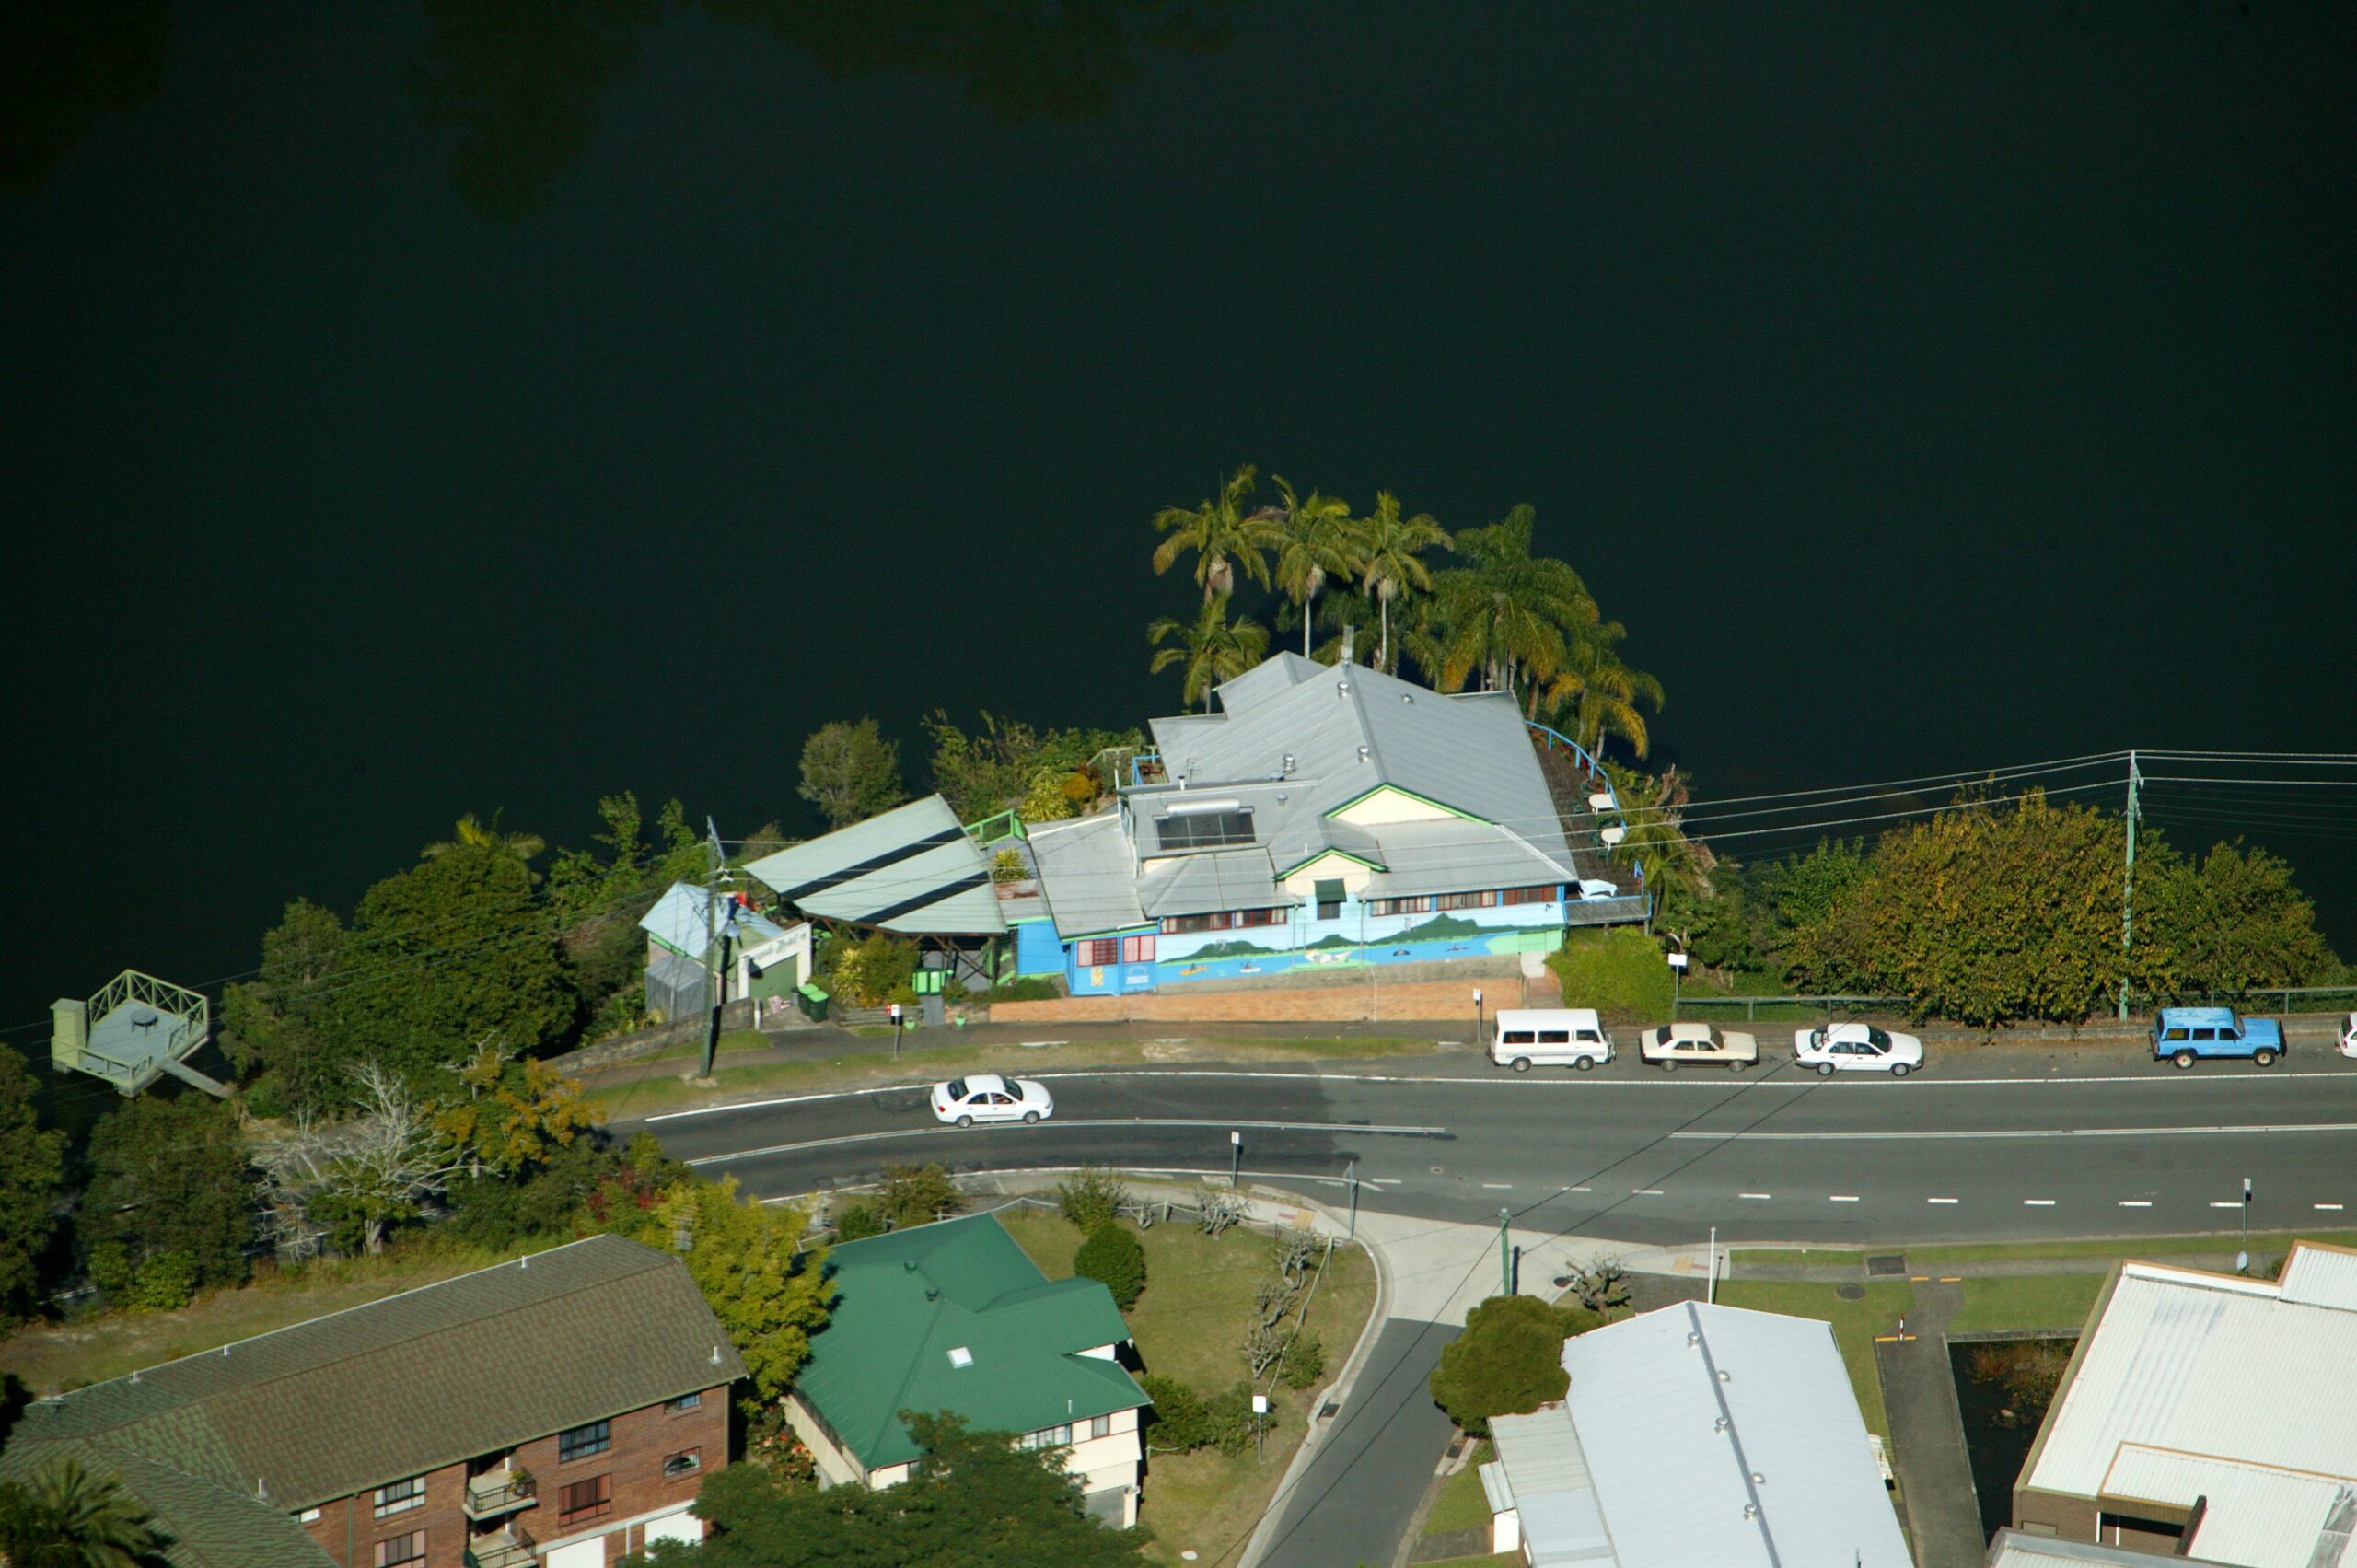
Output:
[1875,1280,1987,1568]
[1253,1317,1463,1568]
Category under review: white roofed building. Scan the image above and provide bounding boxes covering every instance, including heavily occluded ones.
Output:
[2012,1242,2357,1566]
[1483,1299,1910,1567]
[1016,651,1644,997]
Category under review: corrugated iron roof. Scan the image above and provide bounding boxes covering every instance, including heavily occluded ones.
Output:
[745,795,1005,935]
[1024,812,1147,938]
[639,881,791,959]
[1983,1528,2242,1567]
[2101,1446,2357,1567]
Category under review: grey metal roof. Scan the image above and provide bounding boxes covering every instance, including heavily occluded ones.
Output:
[1136,851,1293,919]
[1024,812,1147,937]
[638,881,791,959]
[2025,1257,2357,1527]
[745,794,1005,935]
[1491,1406,1619,1565]
[1207,651,1328,715]
[1557,1301,1910,1568]
[2099,1447,2357,1567]
[1983,1529,2242,1568]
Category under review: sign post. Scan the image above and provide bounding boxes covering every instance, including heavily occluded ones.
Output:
[1473,987,1484,1051]
[1229,1129,1242,1190]
[888,1003,902,1061]
[1251,1392,1269,1461]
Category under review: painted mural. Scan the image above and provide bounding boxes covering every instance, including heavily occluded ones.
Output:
[1151,907,1565,987]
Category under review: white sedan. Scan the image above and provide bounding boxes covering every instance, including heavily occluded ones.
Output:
[2340,1013,2357,1059]
[1639,1023,1760,1070]
[1794,1023,1924,1077]
[931,1074,1055,1127]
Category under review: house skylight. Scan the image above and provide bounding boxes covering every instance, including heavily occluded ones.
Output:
[947,1346,975,1368]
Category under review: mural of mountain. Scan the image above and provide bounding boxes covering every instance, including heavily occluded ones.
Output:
[1179,935,1289,961]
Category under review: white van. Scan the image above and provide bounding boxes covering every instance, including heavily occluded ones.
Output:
[1491,1008,1614,1072]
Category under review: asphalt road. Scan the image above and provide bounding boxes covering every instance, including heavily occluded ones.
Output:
[633,1053,2357,1245]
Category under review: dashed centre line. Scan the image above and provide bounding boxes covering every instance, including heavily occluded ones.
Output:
[2025,1199,2057,1206]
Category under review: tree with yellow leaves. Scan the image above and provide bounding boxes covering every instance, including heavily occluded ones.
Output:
[644,1177,831,1400]
[435,1040,599,1178]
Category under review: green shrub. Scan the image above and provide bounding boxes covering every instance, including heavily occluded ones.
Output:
[1279,1331,1326,1390]
[1428,1295,1571,1436]
[832,1202,886,1242]
[1074,1222,1145,1310]
[1546,927,1675,1017]
[827,932,920,1007]
[991,849,1028,884]
[1202,1382,1277,1454]
[984,977,1059,1003]
[877,1164,964,1230]
[92,1245,197,1314]
[1056,1169,1130,1233]
[1140,1373,1208,1451]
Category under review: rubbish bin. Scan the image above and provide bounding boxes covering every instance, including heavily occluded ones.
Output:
[795,981,830,1023]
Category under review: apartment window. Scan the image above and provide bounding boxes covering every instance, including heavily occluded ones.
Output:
[1016,1424,1074,1451]
[559,1474,613,1528]
[299,1508,322,1524]
[1435,890,1497,912]
[1088,1414,1112,1440]
[1500,884,1558,905]
[1120,934,1155,964]
[371,1477,424,1518]
[664,1392,702,1413]
[1082,938,1120,967]
[373,1533,424,1568]
[663,1448,703,1479]
[558,1419,610,1462]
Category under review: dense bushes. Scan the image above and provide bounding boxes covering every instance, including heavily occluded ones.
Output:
[1056,1168,1130,1232]
[1074,1223,1145,1309]
[1544,927,1674,1014]
[1428,1295,1575,1436]
[1139,1374,1279,1455]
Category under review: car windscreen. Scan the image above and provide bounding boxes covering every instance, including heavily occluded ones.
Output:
[946,1077,968,1098]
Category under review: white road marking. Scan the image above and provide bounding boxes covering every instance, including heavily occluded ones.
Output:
[1668,1121,2357,1142]
[1829,1194,1861,1202]
[1367,1178,1401,1186]
[1481,1182,1514,1190]
[2209,1201,2243,1209]
[2119,1200,2154,1207]
[2026,1199,2057,1206]
[686,1117,1447,1166]
[1739,1192,1773,1201]
[1569,1186,1593,1193]
[1928,1197,1958,1204]
[1632,1188,1665,1196]
[2318,1203,2346,1211]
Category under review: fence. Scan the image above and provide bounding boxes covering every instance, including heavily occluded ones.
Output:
[1674,993,1910,1022]
[2125,983,2357,1017]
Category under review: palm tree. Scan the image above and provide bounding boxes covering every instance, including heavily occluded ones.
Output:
[1269,476,1360,657]
[1545,621,1666,760]
[0,1459,172,1568]
[1432,504,1596,711]
[1152,465,1286,604]
[1354,492,1449,673]
[421,811,545,865]
[1147,593,1270,712]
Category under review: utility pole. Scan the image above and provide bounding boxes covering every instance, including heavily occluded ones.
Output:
[2118,750,2142,1021]
[1346,1156,1360,1240]
[699,818,734,1080]
[1499,1207,1513,1297]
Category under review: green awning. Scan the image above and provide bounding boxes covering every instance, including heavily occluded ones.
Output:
[1314,878,1346,903]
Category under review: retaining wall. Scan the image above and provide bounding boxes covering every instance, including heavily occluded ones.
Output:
[985,970,1559,1024]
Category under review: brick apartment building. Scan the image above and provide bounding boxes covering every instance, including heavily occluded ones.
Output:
[0,1235,747,1568]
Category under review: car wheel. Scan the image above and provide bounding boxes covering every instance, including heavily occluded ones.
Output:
[2172,1051,2197,1071]
[1023,1109,1041,1123]
[1511,1057,1531,1074]
[956,1114,974,1128]
[1817,1063,1835,1077]
[1890,1063,1911,1078]
[1574,1055,1596,1072]
[2254,1050,2277,1068]
[1660,1058,1678,1072]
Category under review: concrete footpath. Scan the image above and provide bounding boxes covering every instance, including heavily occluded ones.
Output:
[1875,1280,1983,1568]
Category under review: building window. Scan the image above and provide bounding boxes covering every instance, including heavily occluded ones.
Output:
[665,1392,702,1413]
[1435,890,1497,911]
[371,1477,424,1517]
[373,1533,424,1568]
[1089,1413,1112,1440]
[1153,808,1255,851]
[1160,911,1228,935]
[1120,934,1155,963]
[558,1419,610,1462]
[663,1448,702,1479]
[559,1474,613,1528]
[1366,896,1432,917]
[1500,884,1558,905]
[1234,906,1283,928]
[299,1508,322,1524]
[1016,1424,1074,1451]
[1082,938,1120,967]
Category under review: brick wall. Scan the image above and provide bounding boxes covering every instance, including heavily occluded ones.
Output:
[297,1384,731,1567]
[987,970,1558,1024]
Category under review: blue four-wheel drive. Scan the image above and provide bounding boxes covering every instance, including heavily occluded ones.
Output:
[2151,1005,2286,1069]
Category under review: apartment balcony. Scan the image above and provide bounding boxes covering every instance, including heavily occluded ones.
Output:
[464,1525,536,1568]
[462,1470,538,1521]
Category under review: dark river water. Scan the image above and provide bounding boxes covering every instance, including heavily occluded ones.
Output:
[5,3,2353,1037]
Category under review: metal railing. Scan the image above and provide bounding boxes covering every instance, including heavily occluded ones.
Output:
[462,1471,537,1520]
[963,809,1028,847]
[2125,983,2357,1017]
[1673,993,1910,1022]
[464,1526,535,1568]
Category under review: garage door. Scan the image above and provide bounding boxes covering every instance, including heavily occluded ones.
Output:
[645,1510,702,1546]
[546,1536,607,1568]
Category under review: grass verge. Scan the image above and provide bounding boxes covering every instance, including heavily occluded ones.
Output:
[1714,1278,1913,1437]
[1949,1274,2107,1335]
[1905,1230,2357,1264]
[1423,1440,1496,1535]
[1729,1248,1869,1268]
[0,1235,552,1395]
[995,1206,1377,1567]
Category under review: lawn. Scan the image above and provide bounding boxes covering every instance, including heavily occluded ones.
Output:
[1713,1279,1913,1438]
[996,1206,1378,1567]
[1906,1230,2357,1264]
[0,1237,546,1395]
[1948,1274,2107,1335]
[1422,1440,1496,1535]
[1415,1556,1519,1567]
[1729,1248,1869,1268]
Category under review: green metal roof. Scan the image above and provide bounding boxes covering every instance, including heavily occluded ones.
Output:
[1,1236,747,1518]
[795,1214,1147,1470]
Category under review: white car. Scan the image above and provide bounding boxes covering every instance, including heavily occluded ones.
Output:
[1794,1023,1923,1077]
[2340,1013,2357,1059]
[1639,1023,1759,1070]
[931,1074,1055,1127]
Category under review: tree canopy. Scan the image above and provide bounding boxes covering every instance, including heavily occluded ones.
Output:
[80,1093,251,1309]
[1428,1293,1573,1436]
[798,718,908,830]
[633,1178,830,1402]
[0,1048,64,1326]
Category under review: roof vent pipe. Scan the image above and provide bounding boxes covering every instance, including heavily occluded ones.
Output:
[1282,754,1295,776]
[1341,625,1355,664]
[1357,746,1369,764]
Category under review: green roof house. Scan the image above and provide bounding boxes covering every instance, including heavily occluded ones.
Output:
[1,1235,744,1568]
[784,1213,1151,1528]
